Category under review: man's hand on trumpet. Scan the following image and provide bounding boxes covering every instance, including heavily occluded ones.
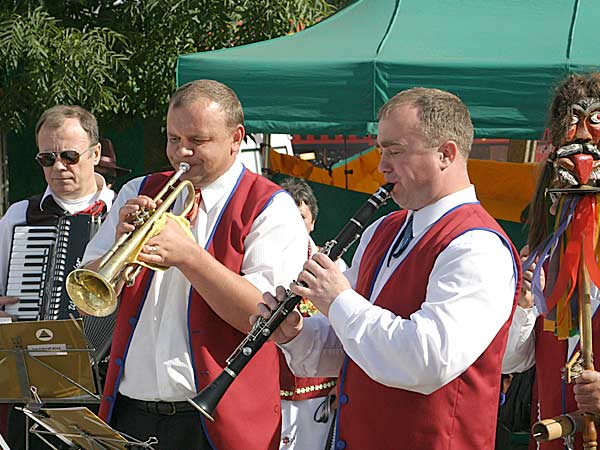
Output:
[116,195,158,241]
[139,216,195,269]
[115,194,196,269]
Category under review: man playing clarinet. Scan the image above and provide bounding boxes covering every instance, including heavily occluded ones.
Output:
[261,87,521,450]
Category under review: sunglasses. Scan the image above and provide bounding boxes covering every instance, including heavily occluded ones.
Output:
[35,146,95,168]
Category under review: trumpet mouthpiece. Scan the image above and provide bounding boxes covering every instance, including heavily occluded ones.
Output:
[178,162,191,173]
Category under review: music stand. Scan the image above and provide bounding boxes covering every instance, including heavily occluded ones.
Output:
[0,318,101,449]
[20,406,157,450]
[0,318,100,404]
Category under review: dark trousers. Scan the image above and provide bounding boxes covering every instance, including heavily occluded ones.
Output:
[110,394,212,450]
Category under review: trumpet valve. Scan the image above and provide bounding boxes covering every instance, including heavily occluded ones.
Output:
[132,209,151,227]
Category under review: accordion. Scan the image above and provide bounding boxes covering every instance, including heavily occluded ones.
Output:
[4,214,115,363]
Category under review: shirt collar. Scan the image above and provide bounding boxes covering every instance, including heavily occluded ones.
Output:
[41,173,115,214]
[411,185,478,237]
[199,160,244,214]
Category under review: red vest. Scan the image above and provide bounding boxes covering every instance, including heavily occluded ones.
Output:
[99,168,283,450]
[335,203,521,450]
[533,311,600,450]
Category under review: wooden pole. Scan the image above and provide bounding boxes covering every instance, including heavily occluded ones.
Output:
[579,243,597,450]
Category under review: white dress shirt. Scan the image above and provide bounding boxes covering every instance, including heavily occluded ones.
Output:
[281,185,516,395]
[83,161,308,401]
[502,285,600,374]
[0,173,114,296]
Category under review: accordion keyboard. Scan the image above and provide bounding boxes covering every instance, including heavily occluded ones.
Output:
[5,225,56,319]
[3,215,116,363]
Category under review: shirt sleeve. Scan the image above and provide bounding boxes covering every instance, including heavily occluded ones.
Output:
[501,305,538,373]
[241,191,309,293]
[279,313,347,377]
[82,178,144,264]
[327,229,516,395]
[279,218,383,377]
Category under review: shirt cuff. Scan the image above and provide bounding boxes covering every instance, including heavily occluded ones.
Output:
[279,315,323,361]
[513,304,539,326]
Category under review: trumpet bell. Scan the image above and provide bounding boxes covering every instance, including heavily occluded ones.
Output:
[66,268,117,317]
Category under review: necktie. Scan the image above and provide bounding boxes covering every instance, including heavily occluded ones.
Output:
[387,214,414,266]
[186,189,202,225]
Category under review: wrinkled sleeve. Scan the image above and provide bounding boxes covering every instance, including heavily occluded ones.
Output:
[328,230,516,395]
[241,191,309,294]
[501,306,538,373]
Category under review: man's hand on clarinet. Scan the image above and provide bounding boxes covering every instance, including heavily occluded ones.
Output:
[253,286,303,345]
[574,370,600,414]
[291,253,350,317]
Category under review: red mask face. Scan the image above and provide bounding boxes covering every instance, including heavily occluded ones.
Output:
[553,98,600,187]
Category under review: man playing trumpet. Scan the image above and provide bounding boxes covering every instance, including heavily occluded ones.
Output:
[81,79,308,450]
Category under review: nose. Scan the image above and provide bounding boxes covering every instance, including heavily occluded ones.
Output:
[574,122,593,142]
[176,143,195,157]
[52,158,68,170]
[378,152,391,174]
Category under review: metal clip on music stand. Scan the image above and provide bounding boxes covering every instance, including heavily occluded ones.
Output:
[0,318,102,449]
[19,406,157,450]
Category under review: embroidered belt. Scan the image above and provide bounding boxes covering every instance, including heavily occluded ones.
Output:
[280,379,336,398]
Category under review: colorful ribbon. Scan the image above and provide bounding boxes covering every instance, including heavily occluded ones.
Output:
[526,194,600,339]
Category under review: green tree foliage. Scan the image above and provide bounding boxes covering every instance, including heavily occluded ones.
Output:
[0,0,340,132]
[0,6,129,132]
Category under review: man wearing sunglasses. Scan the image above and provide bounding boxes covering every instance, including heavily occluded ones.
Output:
[0,105,115,449]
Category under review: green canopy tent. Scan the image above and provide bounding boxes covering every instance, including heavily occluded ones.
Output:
[177,0,600,139]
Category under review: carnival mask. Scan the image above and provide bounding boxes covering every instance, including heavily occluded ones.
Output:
[552,97,600,187]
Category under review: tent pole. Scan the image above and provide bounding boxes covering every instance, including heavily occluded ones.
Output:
[262,133,272,176]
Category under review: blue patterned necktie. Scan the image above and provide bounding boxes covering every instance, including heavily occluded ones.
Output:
[387,214,414,266]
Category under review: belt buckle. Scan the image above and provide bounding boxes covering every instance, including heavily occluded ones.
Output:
[159,401,177,416]
[147,401,177,416]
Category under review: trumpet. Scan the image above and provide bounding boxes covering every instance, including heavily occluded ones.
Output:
[66,163,196,317]
[187,183,394,421]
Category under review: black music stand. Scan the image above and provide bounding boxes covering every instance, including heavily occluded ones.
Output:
[20,406,157,450]
[0,319,101,449]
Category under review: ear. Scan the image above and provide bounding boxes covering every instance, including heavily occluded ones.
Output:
[438,140,459,169]
[92,142,101,165]
[231,124,245,155]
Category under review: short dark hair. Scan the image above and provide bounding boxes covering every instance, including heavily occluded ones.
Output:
[169,79,244,130]
[280,177,318,221]
[35,105,99,147]
[378,87,474,158]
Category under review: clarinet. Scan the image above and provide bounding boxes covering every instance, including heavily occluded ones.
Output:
[187,183,394,421]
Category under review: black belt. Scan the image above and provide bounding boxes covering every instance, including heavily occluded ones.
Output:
[118,394,199,416]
